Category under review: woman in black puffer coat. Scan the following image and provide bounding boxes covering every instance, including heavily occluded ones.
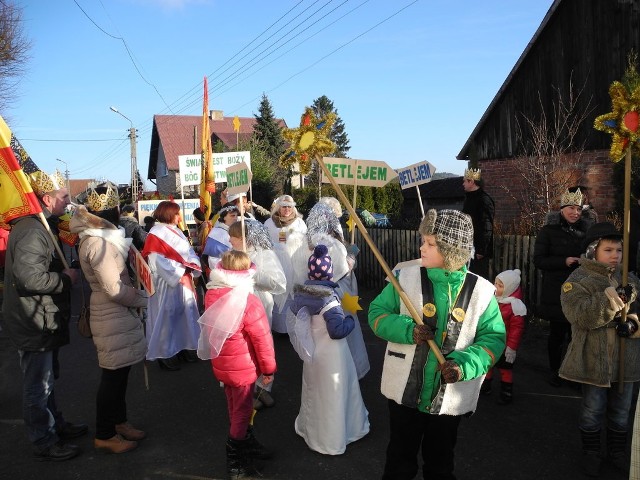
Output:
[533,188,595,386]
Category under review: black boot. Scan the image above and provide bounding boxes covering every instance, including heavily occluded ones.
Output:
[480,378,492,395]
[580,428,602,477]
[606,427,629,473]
[158,356,181,371]
[498,381,513,405]
[245,426,273,460]
[226,437,259,480]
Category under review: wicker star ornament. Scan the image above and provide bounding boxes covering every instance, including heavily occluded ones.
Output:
[279,107,336,175]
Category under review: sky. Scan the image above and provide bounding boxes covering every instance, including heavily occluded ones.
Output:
[6,0,554,190]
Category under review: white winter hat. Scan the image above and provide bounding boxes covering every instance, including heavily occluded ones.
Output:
[496,269,522,298]
[227,191,247,204]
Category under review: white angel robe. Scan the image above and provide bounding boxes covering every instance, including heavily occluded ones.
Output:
[291,232,370,379]
[265,216,307,333]
[144,224,202,360]
[294,310,370,455]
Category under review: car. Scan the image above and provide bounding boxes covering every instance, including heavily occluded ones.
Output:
[371,212,392,228]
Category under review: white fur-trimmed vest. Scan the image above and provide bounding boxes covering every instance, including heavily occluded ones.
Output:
[380,265,495,415]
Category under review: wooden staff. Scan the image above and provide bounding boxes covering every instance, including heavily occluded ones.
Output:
[316,154,445,364]
[350,159,358,245]
[38,211,69,269]
[618,147,632,392]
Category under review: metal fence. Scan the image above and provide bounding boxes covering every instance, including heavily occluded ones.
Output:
[353,228,541,311]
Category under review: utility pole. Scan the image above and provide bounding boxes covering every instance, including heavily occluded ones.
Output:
[56,158,70,191]
[110,106,138,203]
[129,125,138,202]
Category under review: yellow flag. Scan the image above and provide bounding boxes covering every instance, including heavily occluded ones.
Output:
[0,115,42,228]
[199,77,215,246]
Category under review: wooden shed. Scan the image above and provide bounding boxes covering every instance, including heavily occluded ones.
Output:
[458,0,640,229]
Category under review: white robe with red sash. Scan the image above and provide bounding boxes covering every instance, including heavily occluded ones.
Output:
[142,223,202,360]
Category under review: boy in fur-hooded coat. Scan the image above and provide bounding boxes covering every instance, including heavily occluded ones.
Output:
[559,222,640,476]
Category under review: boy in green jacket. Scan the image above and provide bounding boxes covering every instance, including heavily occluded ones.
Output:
[368,209,505,480]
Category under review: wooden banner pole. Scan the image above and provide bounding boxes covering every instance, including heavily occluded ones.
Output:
[316,155,445,364]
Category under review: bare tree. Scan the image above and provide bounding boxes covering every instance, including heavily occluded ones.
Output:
[0,0,30,113]
[504,75,594,234]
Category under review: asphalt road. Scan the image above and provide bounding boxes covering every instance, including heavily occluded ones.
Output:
[0,283,633,480]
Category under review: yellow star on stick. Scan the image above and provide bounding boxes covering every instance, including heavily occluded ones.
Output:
[594,81,640,162]
[341,292,362,314]
[346,214,356,233]
[279,107,336,175]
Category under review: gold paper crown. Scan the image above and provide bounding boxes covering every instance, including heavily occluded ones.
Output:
[464,168,481,181]
[29,170,67,196]
[560,188,584,207]
[85,184,120,211]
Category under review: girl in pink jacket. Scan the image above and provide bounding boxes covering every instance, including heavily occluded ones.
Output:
[481,269,527,404]
[197,250,276,479]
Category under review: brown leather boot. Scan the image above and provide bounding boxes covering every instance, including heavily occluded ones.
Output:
[94,434,138,454]
[115,422,146,441]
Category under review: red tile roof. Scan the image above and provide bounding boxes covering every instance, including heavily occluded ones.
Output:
[68,179,96,199]
[148,114,286,179]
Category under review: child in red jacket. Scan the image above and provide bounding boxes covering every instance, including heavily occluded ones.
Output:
[197,250,276,479]
[481,269,527,404]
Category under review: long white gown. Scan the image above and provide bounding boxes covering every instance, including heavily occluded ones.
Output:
[294,312,370,455]
[291,232,370,379]
[265,216,307,333]
[144,223,202,360]
[145,252,201,360]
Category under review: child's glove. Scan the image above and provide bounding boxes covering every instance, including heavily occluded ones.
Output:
[616,314,639,338]
[412,324,434,345]
[438,360,462,384]
[605,287,626,311]
[616,284,637,304]
[504,347,516,363]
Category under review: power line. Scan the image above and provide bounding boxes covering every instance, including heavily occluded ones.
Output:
[73,0,173,112]
[69,1,418,180]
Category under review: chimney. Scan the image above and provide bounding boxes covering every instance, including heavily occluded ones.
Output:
[210,110,224,121]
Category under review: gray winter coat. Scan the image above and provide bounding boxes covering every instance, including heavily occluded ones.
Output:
[559,257,640,387]
[2,214,72,351]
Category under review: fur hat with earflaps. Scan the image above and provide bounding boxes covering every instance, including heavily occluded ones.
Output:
[583,222,622,259]
[418,209,474,271]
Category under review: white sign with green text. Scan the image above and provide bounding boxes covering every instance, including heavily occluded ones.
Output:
[225,161,253,195]
[321,157,398,187]
[178,155,201,187]
[213,151,251,183]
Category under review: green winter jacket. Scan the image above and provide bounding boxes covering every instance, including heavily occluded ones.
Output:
[368,266,505,413]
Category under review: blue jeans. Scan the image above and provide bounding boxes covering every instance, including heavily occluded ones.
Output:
[18,349,64,450]
[579,382,634,432]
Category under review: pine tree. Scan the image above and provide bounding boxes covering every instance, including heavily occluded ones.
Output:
[253,93,285,161]
[253,93,288,193]
[311,95,350,157]
[308,95,351,195]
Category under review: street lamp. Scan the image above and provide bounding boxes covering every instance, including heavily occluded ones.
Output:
[56,158,70,192]
[110,106,138,202]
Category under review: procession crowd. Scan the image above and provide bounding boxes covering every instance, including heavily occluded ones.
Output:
[2,167,640,480]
